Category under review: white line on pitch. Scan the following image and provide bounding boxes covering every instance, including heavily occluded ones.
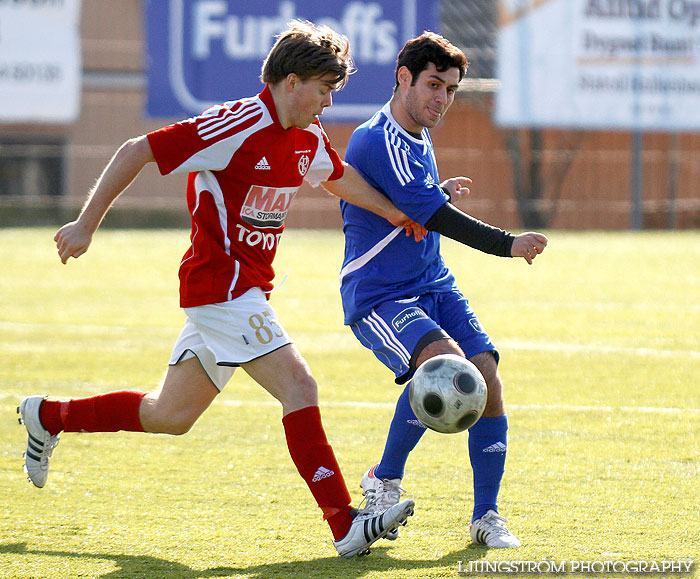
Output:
[1,320,698,359]
[498,340,700,359]
[219,399,700,414]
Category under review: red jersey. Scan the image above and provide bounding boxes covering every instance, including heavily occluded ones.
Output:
[147,85,344,308]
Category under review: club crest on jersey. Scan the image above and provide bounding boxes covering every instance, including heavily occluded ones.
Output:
[241,185,298,228]
[297,154,310,176]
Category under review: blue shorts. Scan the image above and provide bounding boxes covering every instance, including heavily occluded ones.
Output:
[350,290,498,384]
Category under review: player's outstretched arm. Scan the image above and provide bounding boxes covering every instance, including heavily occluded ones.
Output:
[322,163,427,241]
[55,136,155,264]
[434,179,548,264]
[510,232,549,265]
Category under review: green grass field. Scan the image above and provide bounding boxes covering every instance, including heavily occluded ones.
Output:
[0,227,698,579]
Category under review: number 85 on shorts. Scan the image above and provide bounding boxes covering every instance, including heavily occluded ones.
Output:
[183,287,292,364]
[248,310,284,345]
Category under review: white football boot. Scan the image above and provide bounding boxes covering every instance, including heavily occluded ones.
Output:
[470,510,521,548]
[17,396,60,488]
[334,499,415,557]
[360,464,406,540]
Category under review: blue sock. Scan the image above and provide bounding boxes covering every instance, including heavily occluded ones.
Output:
[374,383,427,480]
[468,414,508,522]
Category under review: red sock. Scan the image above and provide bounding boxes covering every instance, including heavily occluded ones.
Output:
[38,399,64,436]
[39,391,146,434]
[282,406,353,540]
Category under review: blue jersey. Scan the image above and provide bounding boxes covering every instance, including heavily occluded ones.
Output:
[340,103,458,324]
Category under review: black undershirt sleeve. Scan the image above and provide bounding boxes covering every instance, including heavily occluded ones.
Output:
[424,201,515,257]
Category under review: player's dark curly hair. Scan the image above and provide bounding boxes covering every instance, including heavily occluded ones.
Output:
[394,32,468,92]
[261,20,355,89]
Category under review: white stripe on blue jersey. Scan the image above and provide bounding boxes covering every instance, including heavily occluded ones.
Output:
[384,121,414,186]
[339,225,402,283]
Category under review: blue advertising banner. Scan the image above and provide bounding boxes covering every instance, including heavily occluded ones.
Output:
[145,0,439,120]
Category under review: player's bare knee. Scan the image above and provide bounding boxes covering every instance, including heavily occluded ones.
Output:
[470,352,505,415]
[415,337,463,368]
[470,351,498,383]
[291,371,318,406]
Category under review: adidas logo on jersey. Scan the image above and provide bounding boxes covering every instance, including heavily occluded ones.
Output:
[312,466,335,482]
[255,156,271,170]
[483,442,507,453]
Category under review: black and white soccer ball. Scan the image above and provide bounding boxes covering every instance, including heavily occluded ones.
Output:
[409,354,487,434]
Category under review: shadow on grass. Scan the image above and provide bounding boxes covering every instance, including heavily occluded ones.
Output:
[0,541,488,579]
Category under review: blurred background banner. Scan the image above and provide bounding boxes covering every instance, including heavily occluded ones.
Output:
[0,0,82,124]
[496,0,700,130]
[145,0,439,120]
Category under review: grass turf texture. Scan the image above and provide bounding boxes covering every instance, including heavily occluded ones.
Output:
[0,227,698,579]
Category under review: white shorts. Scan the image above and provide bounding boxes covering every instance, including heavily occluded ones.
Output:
[169,287,292,391]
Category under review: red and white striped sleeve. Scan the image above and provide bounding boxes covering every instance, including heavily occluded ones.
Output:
[303,121,344,187]
[147,98,269,176]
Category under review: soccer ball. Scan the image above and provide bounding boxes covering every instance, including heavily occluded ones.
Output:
[409,354,487,434]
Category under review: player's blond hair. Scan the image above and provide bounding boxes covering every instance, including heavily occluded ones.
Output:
[261,20,355,89]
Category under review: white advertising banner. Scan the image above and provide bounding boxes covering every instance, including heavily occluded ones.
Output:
[0,0,82,123]
[496,0,700,130]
